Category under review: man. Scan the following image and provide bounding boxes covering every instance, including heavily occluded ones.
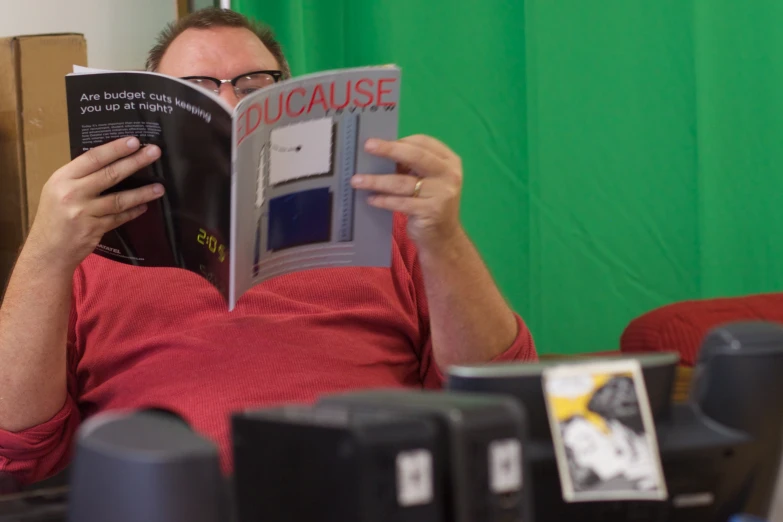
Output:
[0,8,535,484]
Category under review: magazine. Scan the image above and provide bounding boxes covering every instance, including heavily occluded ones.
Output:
[65,65,400,309]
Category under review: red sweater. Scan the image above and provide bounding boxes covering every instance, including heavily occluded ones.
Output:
[0,216,536,485]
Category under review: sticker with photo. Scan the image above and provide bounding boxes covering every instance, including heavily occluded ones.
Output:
[542,359,668,502]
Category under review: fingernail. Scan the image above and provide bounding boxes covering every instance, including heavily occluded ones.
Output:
[365,139,379,152]
[351,175,364,186]
[126,137,140,149]
[139,204,148,212]
[152,184,164,195]
[146,145,160,158]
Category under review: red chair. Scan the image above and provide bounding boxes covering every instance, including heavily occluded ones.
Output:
[620,293,783,366]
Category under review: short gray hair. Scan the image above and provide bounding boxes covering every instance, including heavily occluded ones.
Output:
[146,7,291,79]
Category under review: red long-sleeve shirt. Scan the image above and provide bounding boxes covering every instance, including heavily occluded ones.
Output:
[0,215,536,485]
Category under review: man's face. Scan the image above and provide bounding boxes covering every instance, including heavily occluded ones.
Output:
[157,27,280,109]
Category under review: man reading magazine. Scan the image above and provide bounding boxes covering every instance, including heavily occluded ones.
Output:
[0,8,536,484]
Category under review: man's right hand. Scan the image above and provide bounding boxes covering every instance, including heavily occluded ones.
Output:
[25,136,164,273]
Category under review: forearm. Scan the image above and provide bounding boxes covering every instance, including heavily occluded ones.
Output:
[0,242,73,431]
[418,228,519,368]
[0,137,160,432]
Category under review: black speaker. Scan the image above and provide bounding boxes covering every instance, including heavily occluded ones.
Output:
[690,321,783,518]
[318,389,529,522]
[446,322,783,522]
[67,410,228,522]
[0,474,17,497]
[232,404,444,522]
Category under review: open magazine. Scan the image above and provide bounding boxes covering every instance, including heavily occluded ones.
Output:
[65,65,400,309]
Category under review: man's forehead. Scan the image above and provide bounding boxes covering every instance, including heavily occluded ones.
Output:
[157,26,279,78]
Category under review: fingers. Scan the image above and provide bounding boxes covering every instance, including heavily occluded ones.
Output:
[365,139,452,179]
[98,203,149,231]
[360,175,458,216]
[351,174,427,198]
[399,134,460,163]
[79,144,161,196]
[65,137,145,179]
[90,183,165,217]
[367,194,430,215]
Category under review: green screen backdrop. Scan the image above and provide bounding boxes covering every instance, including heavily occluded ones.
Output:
[232,0,783,354]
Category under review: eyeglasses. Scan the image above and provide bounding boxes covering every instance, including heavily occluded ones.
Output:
[181,70,283,99]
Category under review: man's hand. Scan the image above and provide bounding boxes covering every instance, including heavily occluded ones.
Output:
[0,136,162,432]
[352,134,529,368]
[26,136,164,273]
[351,134,463,254]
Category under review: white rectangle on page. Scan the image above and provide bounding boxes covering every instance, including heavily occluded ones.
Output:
[269,118,333,185]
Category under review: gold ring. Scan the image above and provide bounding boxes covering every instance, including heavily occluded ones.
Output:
[412,178,424,198]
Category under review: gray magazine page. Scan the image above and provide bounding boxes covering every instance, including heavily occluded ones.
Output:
[229,66,400,308]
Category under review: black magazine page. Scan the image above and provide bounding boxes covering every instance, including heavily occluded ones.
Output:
[65,70,233,299]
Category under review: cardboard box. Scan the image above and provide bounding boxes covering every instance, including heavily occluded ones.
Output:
[0,33,87,286]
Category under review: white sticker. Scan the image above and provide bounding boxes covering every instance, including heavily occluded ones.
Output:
[269,118,333,185]
[396,449,433,507]
[489,438,523,494]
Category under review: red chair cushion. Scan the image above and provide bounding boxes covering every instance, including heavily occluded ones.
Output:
[620,293,783,366]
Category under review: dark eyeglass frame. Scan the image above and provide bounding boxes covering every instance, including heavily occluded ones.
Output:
[180,70,283,97]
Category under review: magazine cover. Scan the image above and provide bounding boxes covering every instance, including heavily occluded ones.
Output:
[231,67,400,306]
[542,359,668,502]
[64,66,399,309]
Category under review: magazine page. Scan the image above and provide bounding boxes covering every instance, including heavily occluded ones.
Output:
[65,70,235,300]
[230,66,401,308]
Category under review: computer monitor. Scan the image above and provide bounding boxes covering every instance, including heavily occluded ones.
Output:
[447,322,783,522]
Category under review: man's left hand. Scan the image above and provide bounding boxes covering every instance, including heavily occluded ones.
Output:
[352,134,529,366]
[351,134,463,253]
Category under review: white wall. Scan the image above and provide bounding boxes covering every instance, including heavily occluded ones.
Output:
[0,0,176,70]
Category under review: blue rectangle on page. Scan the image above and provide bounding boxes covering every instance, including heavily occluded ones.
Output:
[268,188,333,252]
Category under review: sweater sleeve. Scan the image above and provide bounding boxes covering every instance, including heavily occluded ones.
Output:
[419,315,537,389]
[391,214,538,389]
[0,396,80,486]
[0,270,84,487]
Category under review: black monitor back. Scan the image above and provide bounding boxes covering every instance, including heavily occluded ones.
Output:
[447,352,678,442]
[447,322,783,522]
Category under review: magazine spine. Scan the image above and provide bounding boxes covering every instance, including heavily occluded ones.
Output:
[229,121,238,311]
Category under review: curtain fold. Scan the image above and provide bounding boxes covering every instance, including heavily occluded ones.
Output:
[524,0,700,353]
[232,0,783,354]
[693,0,783,296]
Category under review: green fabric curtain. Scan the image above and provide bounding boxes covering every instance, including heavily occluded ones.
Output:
[232,0,783,354]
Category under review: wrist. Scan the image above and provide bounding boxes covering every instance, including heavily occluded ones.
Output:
[416,225,470,266]
[21,230,80,277]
